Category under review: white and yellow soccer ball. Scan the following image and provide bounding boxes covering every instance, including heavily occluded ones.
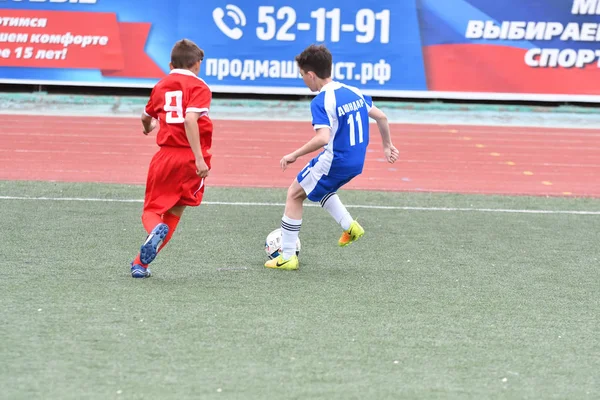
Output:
[265,228,301,259]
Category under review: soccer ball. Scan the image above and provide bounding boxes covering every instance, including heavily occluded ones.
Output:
[265,228,301,259]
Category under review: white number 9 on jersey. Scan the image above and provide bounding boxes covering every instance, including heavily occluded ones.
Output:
[164,90,185,123]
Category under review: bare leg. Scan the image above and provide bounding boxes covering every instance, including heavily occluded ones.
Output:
[281,180,306,259]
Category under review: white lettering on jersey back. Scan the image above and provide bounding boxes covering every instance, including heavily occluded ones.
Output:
[337,98,365,117]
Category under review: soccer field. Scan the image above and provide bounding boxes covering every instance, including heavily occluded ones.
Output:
[1,180,599,399]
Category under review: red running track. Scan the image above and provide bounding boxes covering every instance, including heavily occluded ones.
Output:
[0,114,599,197]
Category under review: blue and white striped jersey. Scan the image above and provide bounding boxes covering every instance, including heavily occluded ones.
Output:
[310,81,373,176]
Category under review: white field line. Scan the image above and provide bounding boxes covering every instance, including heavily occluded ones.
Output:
[0,195,599,215]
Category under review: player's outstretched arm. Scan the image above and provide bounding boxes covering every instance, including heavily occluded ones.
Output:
[280,128,330,171]
[368,106,398,164]
[141,112,157,135]
[184,111,209,178]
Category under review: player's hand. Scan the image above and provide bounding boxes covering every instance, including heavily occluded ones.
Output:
[143,119,157,135]
[280,153,297,171]
[384,145,399,164]
[196,159,210,178]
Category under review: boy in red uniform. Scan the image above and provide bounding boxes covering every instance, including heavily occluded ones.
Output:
[130,39,212,278]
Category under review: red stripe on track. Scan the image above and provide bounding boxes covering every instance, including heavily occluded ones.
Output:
[0,114,598,197]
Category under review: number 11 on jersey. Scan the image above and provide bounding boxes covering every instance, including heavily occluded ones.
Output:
[347,112,364,146]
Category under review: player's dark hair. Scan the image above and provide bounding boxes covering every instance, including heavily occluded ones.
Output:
[171,39,204,69]
[295,44,332,79]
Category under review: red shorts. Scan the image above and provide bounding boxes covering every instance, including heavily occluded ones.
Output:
[143,146,208,215]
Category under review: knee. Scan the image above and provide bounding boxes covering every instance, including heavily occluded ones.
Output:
[286,188,298,202]
[286,182,306,202]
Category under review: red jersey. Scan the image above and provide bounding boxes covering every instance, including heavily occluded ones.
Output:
[144,69,213,162]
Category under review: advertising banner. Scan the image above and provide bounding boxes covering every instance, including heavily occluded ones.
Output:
[0,0,599,102]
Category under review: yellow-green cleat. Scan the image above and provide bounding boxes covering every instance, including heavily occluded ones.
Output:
[338,220,365,247]
[264,254,299,270]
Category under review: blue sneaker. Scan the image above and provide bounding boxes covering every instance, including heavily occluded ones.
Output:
[131,263,152,278]
[139,223,169,265]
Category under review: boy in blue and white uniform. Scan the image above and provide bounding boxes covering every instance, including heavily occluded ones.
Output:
[265,44,399,270]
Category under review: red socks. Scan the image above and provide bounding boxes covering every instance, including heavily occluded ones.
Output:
[159,212,181,252]
[142,211,163,234]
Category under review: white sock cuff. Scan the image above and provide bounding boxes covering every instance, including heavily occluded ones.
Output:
[282,215,302,226]
[320,192,338,207]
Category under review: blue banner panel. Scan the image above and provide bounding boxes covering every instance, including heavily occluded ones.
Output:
[0,0,426,95]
